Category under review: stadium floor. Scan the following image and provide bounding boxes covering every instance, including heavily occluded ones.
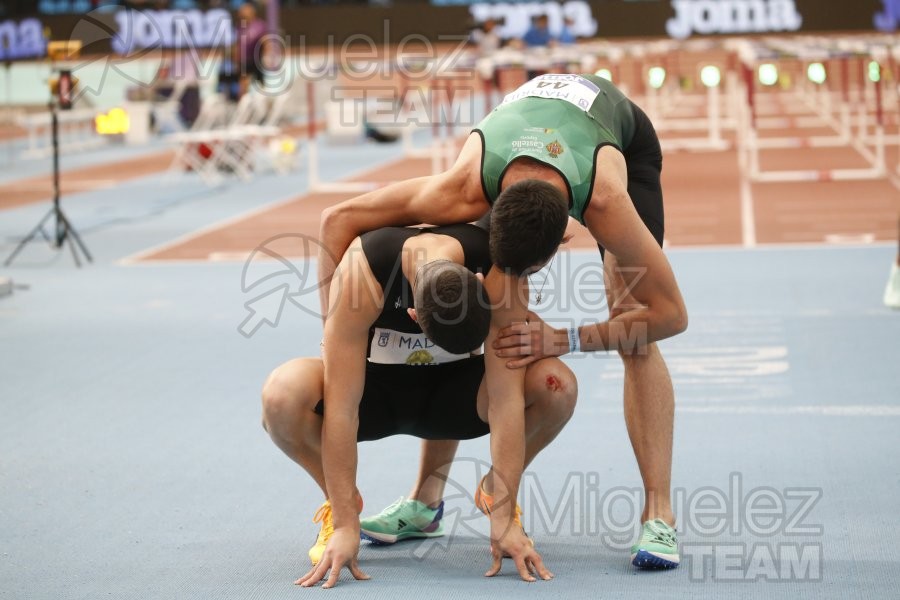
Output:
[1,241,898,599]
[1,84,899,598]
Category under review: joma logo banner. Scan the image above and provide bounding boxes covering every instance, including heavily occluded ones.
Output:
[0,19,46,60]
[112,9,233,54]
[469,1,597,39]
[666,0,803,39]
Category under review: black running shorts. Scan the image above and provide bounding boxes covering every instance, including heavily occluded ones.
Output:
[314,356,488,442]
[597,100,665,260]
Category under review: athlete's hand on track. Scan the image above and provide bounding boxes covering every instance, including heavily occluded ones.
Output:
[485,526,553,582]
[493,311,567,369]
[295,528,370,589]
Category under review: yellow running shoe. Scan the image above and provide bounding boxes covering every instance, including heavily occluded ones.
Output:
[308,496,364,566]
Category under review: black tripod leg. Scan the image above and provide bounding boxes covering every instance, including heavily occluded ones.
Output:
[56,210,92,264]
[63,221,81,268]
[3,207,55,266]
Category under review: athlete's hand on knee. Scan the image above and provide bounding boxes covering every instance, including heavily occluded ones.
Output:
[295,528,369,589]
[494,311,567,369]
[485,527,553,582]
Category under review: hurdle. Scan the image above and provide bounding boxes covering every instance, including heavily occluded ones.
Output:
[740,41,854,147]
[656,63,734,152]
[398,60,474,175]
[388,60,476,175]
[610,39,734,152]
[17,108,106,159]
[303,55,477,193]
[392,56,450,171]
[305,83,381,194]
[428,75,462,174]
[739,39,888,184]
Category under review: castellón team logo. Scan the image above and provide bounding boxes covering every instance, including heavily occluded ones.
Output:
[546,140,564,158]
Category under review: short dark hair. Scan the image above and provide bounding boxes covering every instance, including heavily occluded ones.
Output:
[490,179,568,276]
[414,261,491,354]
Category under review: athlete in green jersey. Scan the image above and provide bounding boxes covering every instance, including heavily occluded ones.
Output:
[476,74,636,223]
[316,73,688,576]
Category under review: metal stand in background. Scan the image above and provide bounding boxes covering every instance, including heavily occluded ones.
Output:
[3,38,13,167]
[4,99,93,267]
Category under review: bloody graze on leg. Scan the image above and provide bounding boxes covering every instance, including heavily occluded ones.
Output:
[546,374,563,392]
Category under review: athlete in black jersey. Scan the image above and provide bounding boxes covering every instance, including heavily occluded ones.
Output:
[261,224,576,586]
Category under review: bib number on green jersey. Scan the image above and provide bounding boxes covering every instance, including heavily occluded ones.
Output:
[501,74,601,111]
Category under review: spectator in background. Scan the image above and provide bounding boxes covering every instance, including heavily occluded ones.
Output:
[470,18,502,55]
[558,16,576,45]
[522,14,553,48]
[217,44,242,102]
[234,2,267,98]
[522,14,555,79]
[159,51,202,127]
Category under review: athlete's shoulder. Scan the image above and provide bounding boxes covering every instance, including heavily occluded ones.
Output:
[358,227,420,283]
[359,225,420,245]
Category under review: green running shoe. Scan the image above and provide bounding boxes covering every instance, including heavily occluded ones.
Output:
[631,519,680,569]
[359,497,445,545]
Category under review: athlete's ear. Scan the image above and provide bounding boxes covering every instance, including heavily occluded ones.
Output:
[475,272,485,283]
[407,307,418,322]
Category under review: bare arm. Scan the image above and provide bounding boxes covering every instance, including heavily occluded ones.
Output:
[482,267,552,581]
[492,147,686,366]
[578,147,687,351]
[321,241,382,526]
[484,267,528,521]
[317,134,489,321]
[299,241,382,588]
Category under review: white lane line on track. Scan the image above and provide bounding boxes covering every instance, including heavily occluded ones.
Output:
[589,405,900,417]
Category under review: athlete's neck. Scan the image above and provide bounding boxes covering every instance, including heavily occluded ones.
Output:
[501,159,568,197]
[400,235,464,289]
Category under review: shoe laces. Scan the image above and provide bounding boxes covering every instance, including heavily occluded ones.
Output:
[512,504,525,529]
[478,481,525,529]
[313,501,334,542]
[643,519,676,546]
[380,496,409,518]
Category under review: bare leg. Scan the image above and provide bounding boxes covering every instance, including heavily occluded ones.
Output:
[521,358,578,467]
[406,357,577,502]
[622,343,675,524]
[605,252,675,525]
[261,358,328,496]
[479,357,578,494]
[408,440,460,508]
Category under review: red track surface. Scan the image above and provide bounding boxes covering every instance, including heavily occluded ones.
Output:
[130,139,899,262]
[0,61,896,260]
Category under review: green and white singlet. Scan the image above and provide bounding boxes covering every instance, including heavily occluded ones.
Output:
[474,74,637,224]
